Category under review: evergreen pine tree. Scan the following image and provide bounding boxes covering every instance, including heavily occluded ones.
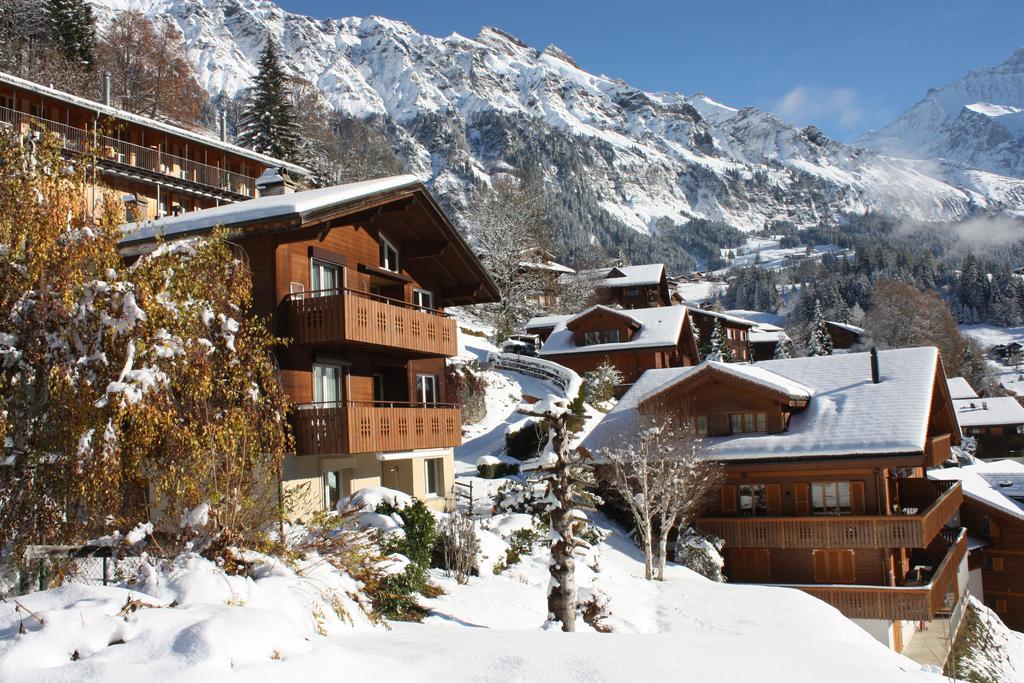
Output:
[807,300,833,357]
[772,338,792,359]
[690,314,703,362]
[707,318,733,362]
[238,39,300,161]
[45,0,96,68]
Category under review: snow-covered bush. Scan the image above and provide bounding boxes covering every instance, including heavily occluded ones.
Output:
[674,528,725,582]
[493,480,550,518]
[375,499,436,568]
[505,416,550,460]
[476,455,520,479]
[493,526,542,574]
[434,511,479,583]
[583,361,623,406]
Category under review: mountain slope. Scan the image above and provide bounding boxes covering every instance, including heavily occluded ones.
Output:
[858,49,1024,179]
[91,0,1024,262]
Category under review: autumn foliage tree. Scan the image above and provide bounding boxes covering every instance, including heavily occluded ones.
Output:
[0,130,289,559]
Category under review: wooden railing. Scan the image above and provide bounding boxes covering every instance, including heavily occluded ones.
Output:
[0,105,256,198]
[290,401,461,455]
[777,529,967,621]
[282,289,457,357]
[696,480,962,549]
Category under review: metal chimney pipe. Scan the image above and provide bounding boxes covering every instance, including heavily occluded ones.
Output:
[870,347,880,384]
[218,110,227,141]
[102,71,112,106]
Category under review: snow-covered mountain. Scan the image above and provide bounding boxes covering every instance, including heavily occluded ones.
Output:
[91,0,1024,256]
[858,49,1024,180]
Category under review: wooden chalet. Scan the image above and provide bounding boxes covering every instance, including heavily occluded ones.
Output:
[687,308,754,362]
[930,461,1024,631]
[583,347,969,656]
[568,264,672,309]
[518,249,575,311]
[725,309,789,361]
[120,175,500,516]
[526,305,699,389]
[954,397,1024,460]
[826,320,865,350]
[0,70,306,221]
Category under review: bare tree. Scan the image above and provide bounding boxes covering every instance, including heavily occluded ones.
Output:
[598,412,722,580]
[467,175,549,341]
[518,394,592,632]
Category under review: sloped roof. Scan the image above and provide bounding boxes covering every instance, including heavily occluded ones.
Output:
[525,314,569,329]
[687,307,755,328]
[565,305,641,331]
[954,397,1024,427]
[930,460,1024,522]
[0,70,308,176]
[570,263,665,287]
[639,361,813,404]
[583,347,944,462]
[827,320,866,335]
[538,305,687,356]
[946,377,979,400]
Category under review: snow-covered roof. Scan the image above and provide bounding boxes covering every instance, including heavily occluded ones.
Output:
[570,263,665,287]
[564,305,641,329]
[953,397,1024,427]
[0,70,308,177]
[724,309,787,327]
[120,176,421,243]
[946,377,979,400]
[930,460,1024,522]
[827,320,865,335]
[688,307,756,327]
[537,305,687,356]
[748,328,789,344]
[636,361,813,403]
[584,347,944,462]
[525,314,570,329]
[519,260,575,274]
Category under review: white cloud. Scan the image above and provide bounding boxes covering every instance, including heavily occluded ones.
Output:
[770,85,866,132]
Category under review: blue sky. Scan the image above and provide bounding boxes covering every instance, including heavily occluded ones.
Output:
[275,1,1024,141]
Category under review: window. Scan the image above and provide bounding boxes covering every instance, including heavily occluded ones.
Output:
[424,458,443,497]
[811,482,852,515]
[730,412,767,434]
[0,95,13,110]
[416,374,439,404]
[372,373,385,403]
[695,415,709,437]
[413,288,434,310]
[982,515,991,538]
[324,470,343,511]
[313,364,344,404]
[995,599,1008,614]
[738,484,768,516]
[1017,425,1024,435]
[379,234,399,272]
[311,258,340,293]
[625,287,639,297]
[582,329,621,345]
[984,556,1005,572]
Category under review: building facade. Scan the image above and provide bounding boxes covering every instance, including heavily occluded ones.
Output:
[567,264,672,309]
[1,70,306,222]
[954,397,1024,460]
[120,176,500,516]
[687,308,753,362]
[583,348,969,656]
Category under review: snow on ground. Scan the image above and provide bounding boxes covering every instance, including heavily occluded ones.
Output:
[961,324,1024,397]
[676,279,725,305]
[713,238,851,275]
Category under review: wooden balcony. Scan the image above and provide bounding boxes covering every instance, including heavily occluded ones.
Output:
[925,433,953,467]
[290,401,461,455]
[282,289,457,357]
[696,480,962,549]
[0,105,255,199]
[778,528,968,621]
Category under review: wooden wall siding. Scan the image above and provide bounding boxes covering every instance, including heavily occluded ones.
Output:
[698,480,962,549]
[290,403,461,455]
[779,530,967,621]
[282,290,456,356]
[924,433,952,467]
[957,497,1024,630]
[653,374,791,436]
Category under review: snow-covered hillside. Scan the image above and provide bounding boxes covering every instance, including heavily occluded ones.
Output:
[859,48,1024,181]
[89,0,1024,248]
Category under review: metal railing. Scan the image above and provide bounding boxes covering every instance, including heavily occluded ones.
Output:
[0,105,256,197]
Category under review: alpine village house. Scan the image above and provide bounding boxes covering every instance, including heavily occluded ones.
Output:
[120,175,500,516]
[583,347,969,656]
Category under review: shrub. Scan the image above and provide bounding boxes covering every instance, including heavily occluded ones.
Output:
[433,511,479,583]
[492,480,550,519]
[505,418,549,460]
[375,563,430,621]
[675,528,725,582]
[493,526,542,574]
[566,390,588,433]
[446,362,488,425]
[583,362,623,406]
[476,461,521,479]
[375,499,436,568]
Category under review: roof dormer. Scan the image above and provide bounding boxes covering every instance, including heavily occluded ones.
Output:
[565,305,642,346]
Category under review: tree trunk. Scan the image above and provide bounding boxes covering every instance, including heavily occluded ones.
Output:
[640,525,654,580]
[545,413,576,632]
[655,513,677,581]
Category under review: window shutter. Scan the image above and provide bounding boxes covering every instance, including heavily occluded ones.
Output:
[851,481,866,515]
[994,557,1005,572]
[766,484,782,516]
[996,599,1008,613]
[812,550,827,582]
[840,551,856,583]
[720,485,737,515]
[794,483,810,515]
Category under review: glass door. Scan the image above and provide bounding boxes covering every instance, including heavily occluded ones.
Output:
[313,363,345,405]
[311,259,340,295]
[416,374,438,405]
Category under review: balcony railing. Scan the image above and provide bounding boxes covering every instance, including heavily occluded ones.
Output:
[282,288,457,357]
[774,528,968,621]
[0,105,256,198]
[696,480,962,549]
[925,433,953,467]
[290,400,461,455]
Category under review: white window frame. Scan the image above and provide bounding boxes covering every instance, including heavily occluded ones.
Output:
[416,374,439,404]
[324,470,343,511]
[380,234,400,272]
[413,288,434,310]
[310,258,340,294]
[313,363,345,405]
[811,481,852,515]
[423,458,443,498]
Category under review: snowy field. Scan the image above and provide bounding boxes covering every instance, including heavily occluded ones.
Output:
[961,324,1024,396]
[713,237,851,275]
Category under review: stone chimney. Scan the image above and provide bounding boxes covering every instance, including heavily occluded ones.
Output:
[255,166,297,197]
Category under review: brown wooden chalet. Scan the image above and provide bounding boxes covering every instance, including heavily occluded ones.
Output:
[568,264,672,309]
[583,347,969,655]
[687,307,754,362]
[826,320,865,350]
[931,461,1024,632]
[0,70,306,220]
[953,396,1024,460]
[528,305,699,389]
[120,175,500,516]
